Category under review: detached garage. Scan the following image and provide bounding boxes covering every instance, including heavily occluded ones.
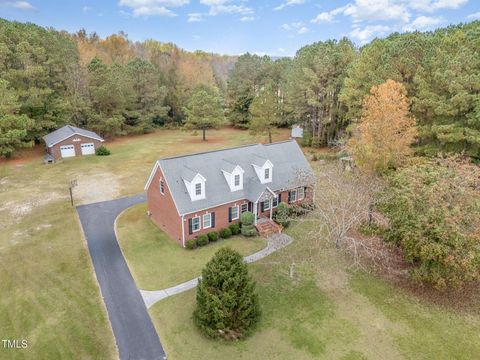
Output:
[43,125,104,161]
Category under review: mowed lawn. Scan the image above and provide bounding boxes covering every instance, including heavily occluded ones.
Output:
[146,171,480,360]
[0,127,288,359]
[116,203,266,290]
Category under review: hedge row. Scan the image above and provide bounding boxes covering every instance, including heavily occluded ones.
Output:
[186,220,254,250]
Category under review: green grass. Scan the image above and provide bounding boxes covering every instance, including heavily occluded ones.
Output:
[145,216,480,360]
[116,203,266,289]
[0,127,289,359]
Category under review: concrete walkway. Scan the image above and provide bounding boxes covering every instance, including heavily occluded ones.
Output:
[77,195,166,360]
[140,233,293,309]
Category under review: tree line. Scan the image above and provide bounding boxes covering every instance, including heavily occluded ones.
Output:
[227,21,480,158]
[0,19,236,156]
[0,18,479,158]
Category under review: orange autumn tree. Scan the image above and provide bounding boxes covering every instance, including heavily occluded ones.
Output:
[348,79,418,174]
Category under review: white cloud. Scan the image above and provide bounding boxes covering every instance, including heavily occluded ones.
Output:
[343,0,410,23]
[277,47,286,53]
[240,16,255,21]
[467,12,480,20]
[410,0,468,12]
[187,12,203,22]
[200,0,253,16]
[0,0,34,10]
[311,12,334,23]
[83,6,92,13]
[403,15,442,31]
[297,26,309,34]
[349,24,389,44]
[118,0,188,17]
[193,34,201,39]
[274,0,306,11]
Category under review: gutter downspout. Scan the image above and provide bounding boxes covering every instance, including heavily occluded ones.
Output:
[181,214,185,248]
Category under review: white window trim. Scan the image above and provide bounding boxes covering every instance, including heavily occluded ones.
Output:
[290,189,298,202]
[231,205,239,220]
[192,216,201,232]
[241,203,248,213]
[272,196,278,208]
[159,179,165,195]
[262,199,270,211]
[195,182,202,196]
[298,187,305,200]
[203,213,212,229]
[264,168,270,180]
[234,174,240,187]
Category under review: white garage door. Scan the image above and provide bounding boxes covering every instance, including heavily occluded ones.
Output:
[81,143,95,155]
[60,145,75,158]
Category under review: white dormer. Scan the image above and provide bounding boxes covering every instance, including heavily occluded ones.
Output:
[222,164,244,192]
[252,159,273,184]
[183,172,206,201]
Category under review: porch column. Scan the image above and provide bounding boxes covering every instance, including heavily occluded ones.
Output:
[269,197,273,220]
[253,200,258,225]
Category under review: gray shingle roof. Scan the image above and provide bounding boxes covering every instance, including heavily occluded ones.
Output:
[42,125,104,147]
[157,140,315,215]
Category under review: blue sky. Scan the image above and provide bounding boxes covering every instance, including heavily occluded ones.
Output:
[1,0,479,56]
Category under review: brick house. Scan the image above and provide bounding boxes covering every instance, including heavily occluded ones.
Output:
[43,125,104,161]
[145,140,316,247]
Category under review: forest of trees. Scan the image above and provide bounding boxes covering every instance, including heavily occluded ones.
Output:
[0,18,479,159]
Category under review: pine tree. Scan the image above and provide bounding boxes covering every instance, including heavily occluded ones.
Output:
[249,86,279,143]
[194,247,260,340]
[183,85,223,141]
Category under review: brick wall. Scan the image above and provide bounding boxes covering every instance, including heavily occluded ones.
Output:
[47,134,103,160]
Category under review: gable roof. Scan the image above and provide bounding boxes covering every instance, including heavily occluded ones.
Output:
[147,140,315,216]
[42,125,104,147]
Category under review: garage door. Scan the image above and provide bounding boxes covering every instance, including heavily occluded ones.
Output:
[60,145,75,158]
[81,143,95,155]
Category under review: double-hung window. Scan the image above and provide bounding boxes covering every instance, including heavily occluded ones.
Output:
[272,196,278,207]
[290,189,297,202]
[298,187,305,200]
[264,168,270,180]
[231,205,239,220]
[241,203,248,213]
[262,199,270,211]
[234,174,240,187]
[203,213,212,229]
[192,216,201,232]
[195,183,202,196]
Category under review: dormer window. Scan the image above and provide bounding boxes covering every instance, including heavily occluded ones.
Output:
[222,163,244,192]
[252,159,273,184]
[182,168,206,201]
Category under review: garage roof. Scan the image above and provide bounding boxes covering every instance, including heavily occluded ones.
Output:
[42,125,104,147]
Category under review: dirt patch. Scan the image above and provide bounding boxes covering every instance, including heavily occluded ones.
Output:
[0,192,64,227]
[74,172,121,205]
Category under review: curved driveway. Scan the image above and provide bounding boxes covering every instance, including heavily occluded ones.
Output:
[77,195,166,360]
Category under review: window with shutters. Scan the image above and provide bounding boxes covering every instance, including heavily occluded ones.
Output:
[203,213,211,229]
[241,203,248,213]
[272,196,278,207]
[290,189,297,202]
[192,216,201,232]
[231,205,239,220]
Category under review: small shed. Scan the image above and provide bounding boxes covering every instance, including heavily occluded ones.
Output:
[291,124,304,139]
[43,125,104,161]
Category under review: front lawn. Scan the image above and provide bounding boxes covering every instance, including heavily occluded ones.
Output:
[116,203,266,290]
[146,212,480,360]
[0,127,287,359]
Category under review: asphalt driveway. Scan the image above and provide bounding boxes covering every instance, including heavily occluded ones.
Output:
[77,195,166,360]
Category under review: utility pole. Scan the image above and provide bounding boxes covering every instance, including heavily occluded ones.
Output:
[69,179,77,206]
